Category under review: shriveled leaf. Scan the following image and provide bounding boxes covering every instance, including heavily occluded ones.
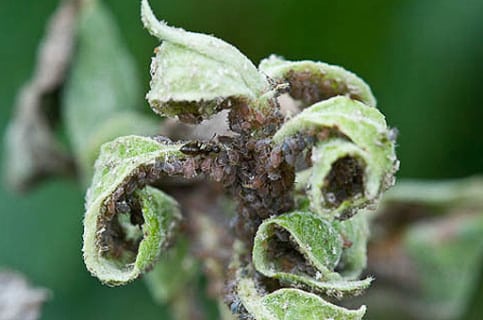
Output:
[4,0,78,191]
[64,0,159,181]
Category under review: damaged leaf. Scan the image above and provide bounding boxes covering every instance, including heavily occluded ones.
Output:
[4,0,79,191]
[237,275,366,320]
[80,1,400,318]
[83,135,184,285]
[64,0,159,182]
[259,55,376,108]
[141,0,270,122]
[274,96,398,219]
[252,211,372,297]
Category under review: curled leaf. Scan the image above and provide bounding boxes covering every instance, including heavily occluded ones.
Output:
[252,211,372,297]
[78,111,160,181]
[141,0,269,122]
[64,0,159,182]
[274,96,398,219]
[83,135,186,285]
[333,211,370,280]
[237,276,366,320]
[4,0,78,191]
[259,55,376,108]
[253,211,342,281]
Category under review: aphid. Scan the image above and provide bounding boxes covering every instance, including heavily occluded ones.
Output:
[178,113,202,124]
[124,179,138,195]
[250,175,265,189]
[223,171,237,187]
[211,165,224,182]
[269,146,283,168]
[255,139,270,153]
[241,121,251,131]
[160,161,176,175]
[274,227,289,242]
[146,165,161,181]
[227,150,240,165]
[216,152,229,166]
[112,187,125,202]
[151,135,172,144]
[342,237,353,249]
[254,111,265,124]
[115,201,130,214]
[217,135,234,144]
[270,181,283,196]
[183,157,198,178]
[325,192,337,204]
[387,127,399,142]
[267,171,281,181]
[200,157,213,172]
[106,199,116,215]
[230,299,244,315]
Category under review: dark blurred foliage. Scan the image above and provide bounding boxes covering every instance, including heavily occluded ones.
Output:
[0,0,482,319]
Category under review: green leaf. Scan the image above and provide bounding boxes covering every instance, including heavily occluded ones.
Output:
[274,96,398,219]
[252,211,372,297]
[259,55,376,108]
[237,276,366,320]
[264,289,366,320]
[333,212,370,279]
[145,237,198,303]
[382,176,483,210]
[253,211,342,279]
[83,135,185,285]
[78,111,160,181]
[63,0,158,182]
[141,0,269,122]
[404,212,483,319]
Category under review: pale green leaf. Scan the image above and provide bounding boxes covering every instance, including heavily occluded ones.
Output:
[83,135,184,285]
[145,237,198,303]
[237,276,366,320]
[333,212,370,279]
[252,211,372,297]
[259,55,376,108]
[141,0,269,122]
[63,0,158,182]
[274,96,397,219]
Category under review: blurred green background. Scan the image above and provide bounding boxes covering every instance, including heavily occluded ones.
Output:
[0,0,482,319]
